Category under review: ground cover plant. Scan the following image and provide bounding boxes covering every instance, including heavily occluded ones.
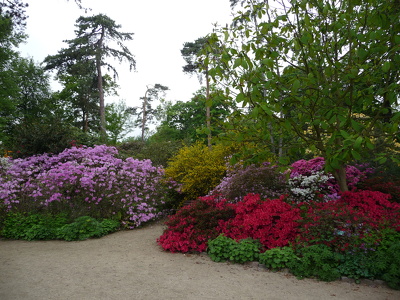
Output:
[0,145,178,232]
[158,157,400,289]
[1,212,120,241]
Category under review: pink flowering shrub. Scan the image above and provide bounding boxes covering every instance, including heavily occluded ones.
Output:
[0,145,177,228]
[289,157,372,202]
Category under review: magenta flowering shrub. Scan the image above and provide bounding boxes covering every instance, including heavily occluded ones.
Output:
[209,162,289,202]
[0,145,176,228]
[289,157,372,202]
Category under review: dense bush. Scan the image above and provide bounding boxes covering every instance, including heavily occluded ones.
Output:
[258,247,298,271]
[1,212,69,240]
[288,244,342,282]
[56,216,120,241]
[1,212,119,241]
[295,191,400,253]
[289,157,372,203]
[164,142,236,204]
[219,194,301,249]
[358,175,400,203]
[117,139,181,167]
[0,145,177,228]
[210,162,289,202]
[207,234,261,263]
[157,196,235,253]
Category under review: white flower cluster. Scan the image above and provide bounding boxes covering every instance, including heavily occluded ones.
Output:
[289,171,334,203]
[0,141,12,170]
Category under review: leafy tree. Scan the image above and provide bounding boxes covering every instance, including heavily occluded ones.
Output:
[0,0,28,27]
[3,58,77,157]
[152,87,233,143]
[43,14,136,141]
[133,84,168,141]
[105,99,133,145]
[0,5,26,142]
[10,57,52,123]
[181,37,214,148]
[207,0,400,191]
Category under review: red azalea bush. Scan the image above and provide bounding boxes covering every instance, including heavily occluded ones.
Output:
[219,194,302,250]
[358,176,400,203]
[157,196,234,253]
[296,191,400,253]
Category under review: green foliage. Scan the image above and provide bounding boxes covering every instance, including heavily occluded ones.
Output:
[259,247,298,271]
[229,238,261,264]
[1,212,69,240]
[165,142,236,203]
[337,252,375,282]
[206,0,400,186]
[9,118,77,157]
[117,138,181,167]
[207,234,237,262]
[288,244,341,282]
[153,87,234,144]
[367,238,400,289]
[1,212,120,241]
[43,14,136,140]
[207,234,261,264]
[106,100,134,145]
[56,216,120,241]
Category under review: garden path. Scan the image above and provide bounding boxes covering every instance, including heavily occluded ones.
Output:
[1,220,399,300]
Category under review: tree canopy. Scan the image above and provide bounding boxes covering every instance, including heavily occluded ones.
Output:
[205,0,400,190]
[43,13,136,141]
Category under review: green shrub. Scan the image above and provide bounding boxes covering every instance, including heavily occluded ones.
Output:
[1,212,69,240]
[229,238,261,264]
[164,142,236,203]
[259,247,298,271]
[288,244,341,282]
[1,213,120,241]
[56,216,120,241]
[207,234,237,262]
[380,241,400,290]
[337,252,375,282]
[207,235,261,264]
[117,139,181,167]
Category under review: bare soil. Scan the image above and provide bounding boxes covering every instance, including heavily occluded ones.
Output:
[1,220,399,300]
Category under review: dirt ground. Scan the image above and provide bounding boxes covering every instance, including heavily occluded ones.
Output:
[1,220,399,300]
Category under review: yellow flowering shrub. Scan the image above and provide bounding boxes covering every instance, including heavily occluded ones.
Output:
[165,143,236,204]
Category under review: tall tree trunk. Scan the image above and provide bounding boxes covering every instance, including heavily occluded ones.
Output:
[141,93,147,141]
[96,27,106,142]
[205,67,212,149]
[333,166,349,192]
[97,57,106,142]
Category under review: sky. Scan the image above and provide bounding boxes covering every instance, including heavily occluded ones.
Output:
[19,0,234,109]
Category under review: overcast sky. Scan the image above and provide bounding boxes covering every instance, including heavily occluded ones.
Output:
[19,0,233,108]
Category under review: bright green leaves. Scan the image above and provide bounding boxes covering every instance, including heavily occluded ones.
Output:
[292,79,301,92]
[205,0,400,182]
[382,61,391,72]
[262,58,275,68]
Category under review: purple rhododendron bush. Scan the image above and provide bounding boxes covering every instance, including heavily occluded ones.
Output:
[0,145,176,228]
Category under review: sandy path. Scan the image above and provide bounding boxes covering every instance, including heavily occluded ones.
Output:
[1,221,399,300]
